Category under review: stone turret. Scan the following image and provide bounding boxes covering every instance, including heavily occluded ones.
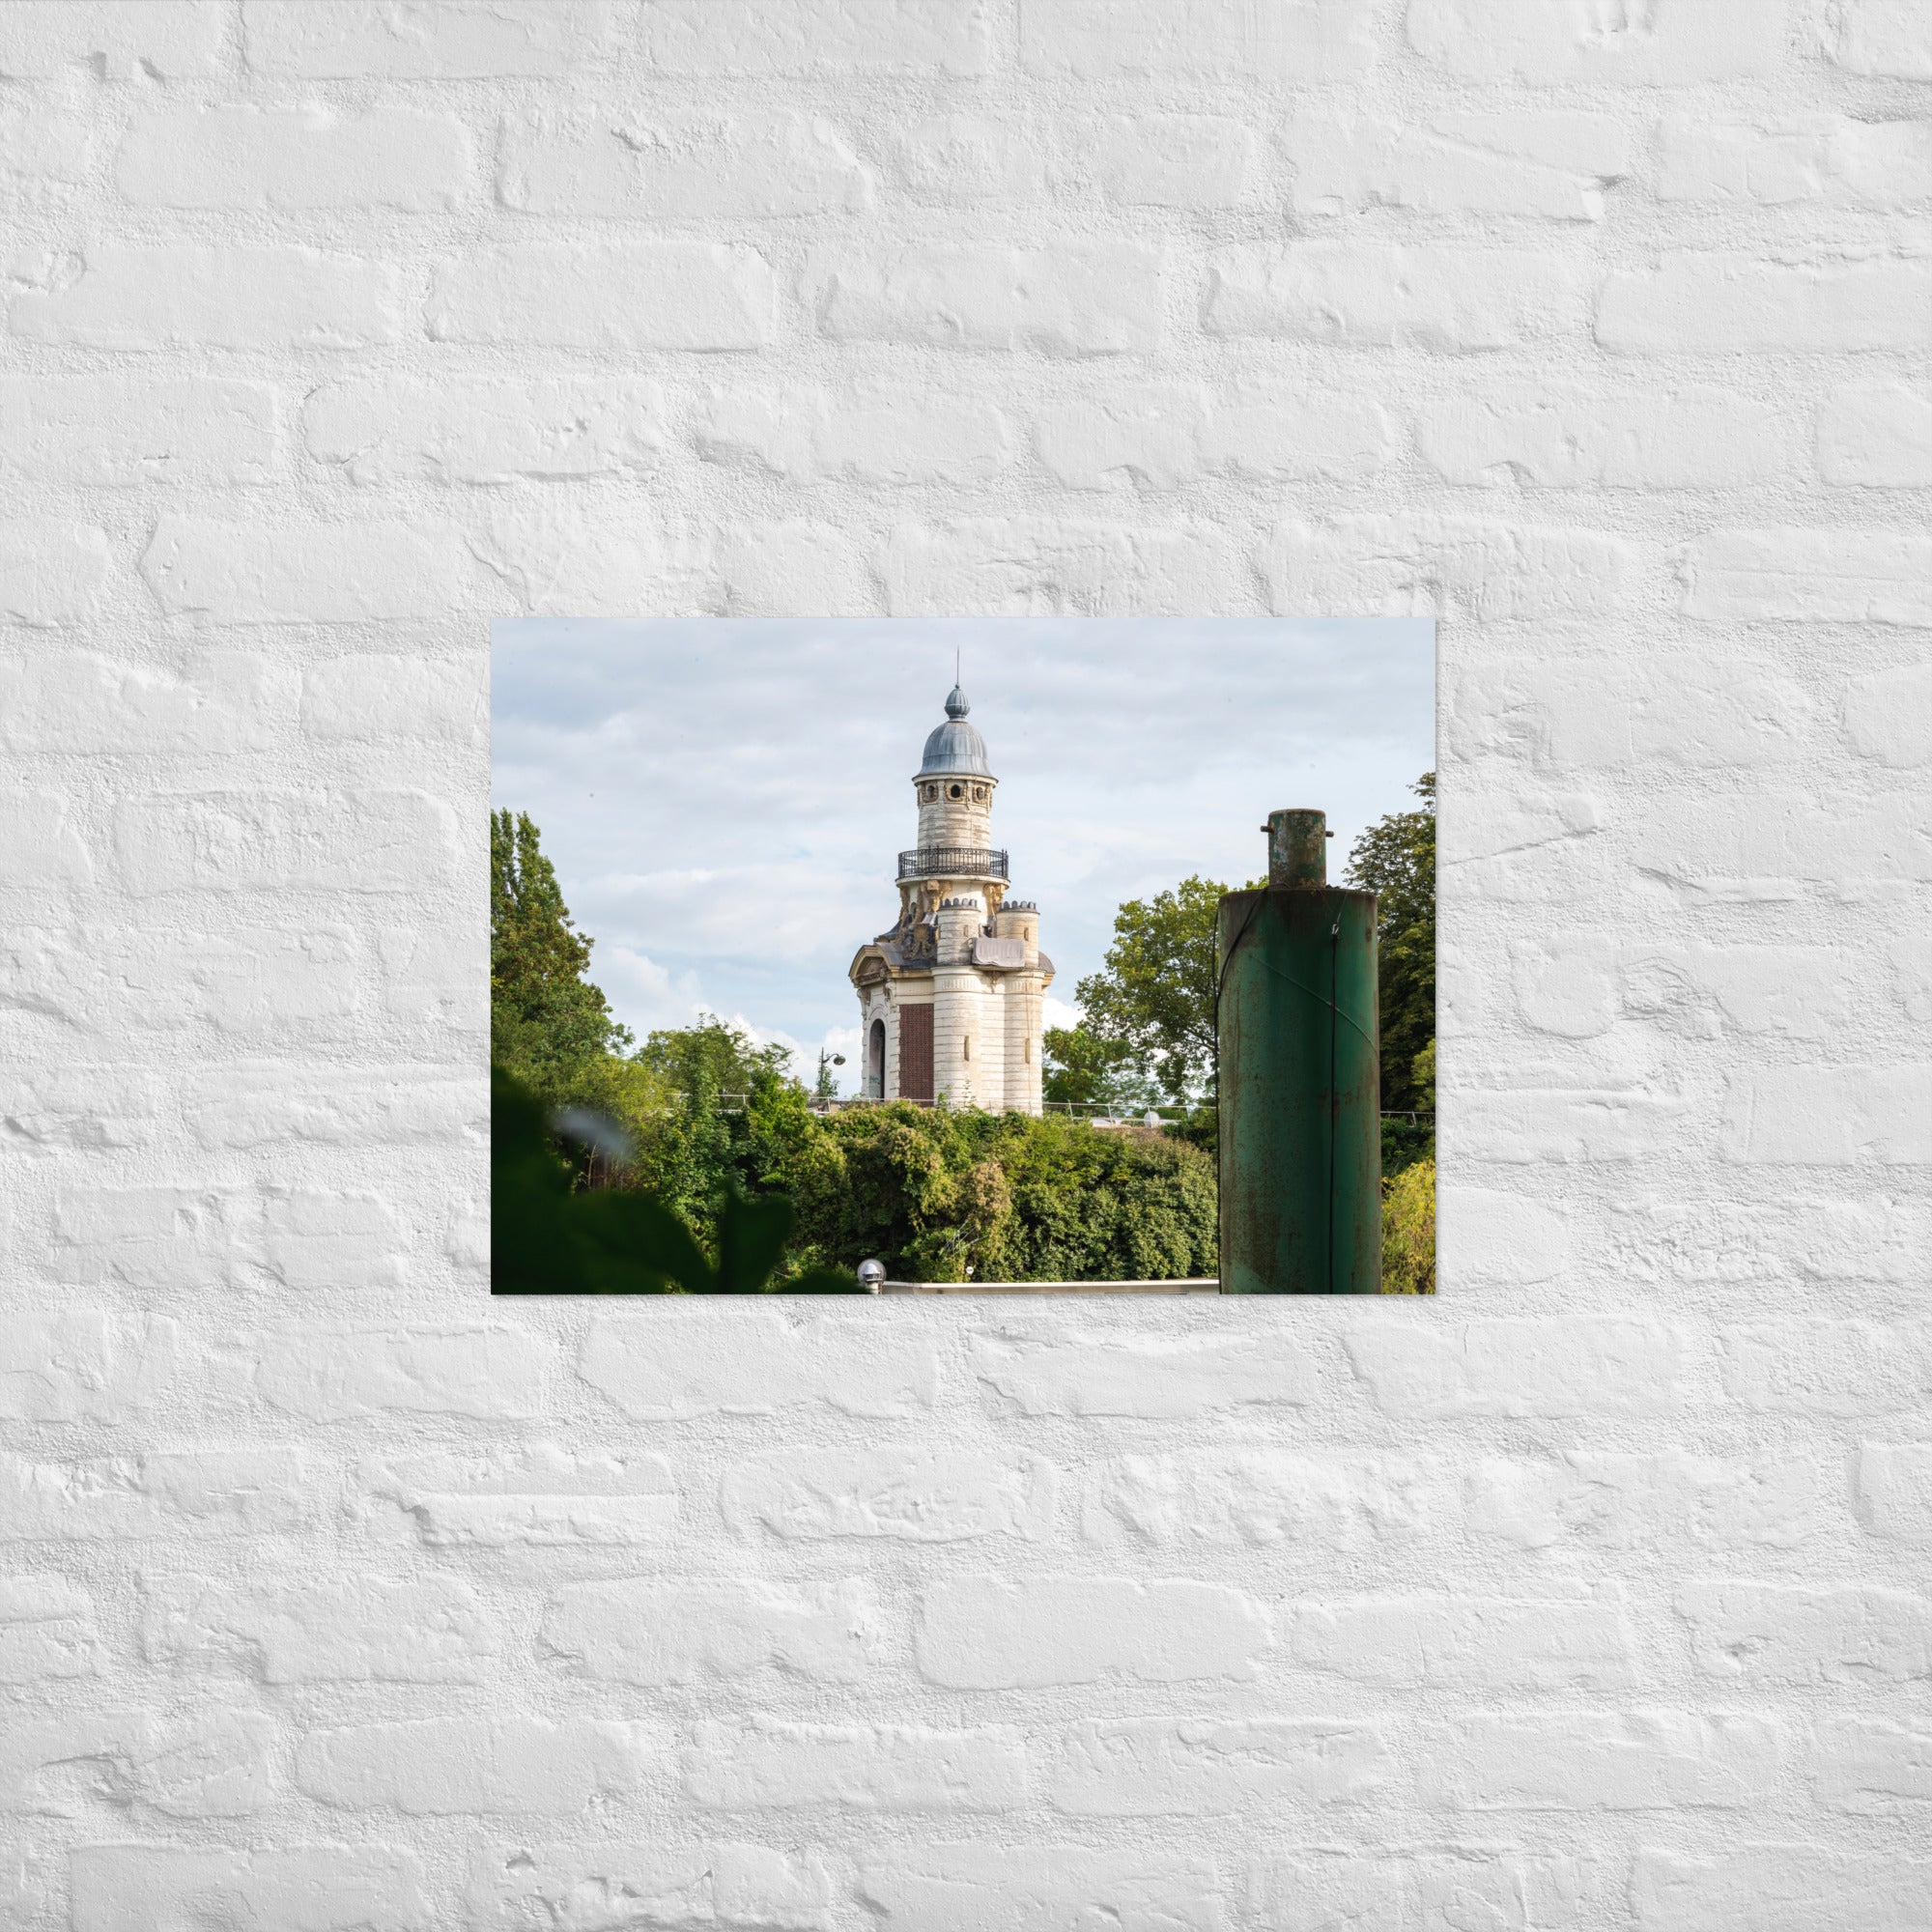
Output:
[935,893,985,962]
[992,898,1039,967]
[846,683,1052,1112]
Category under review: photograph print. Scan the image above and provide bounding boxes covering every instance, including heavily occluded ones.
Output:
[491,618,1435,1295]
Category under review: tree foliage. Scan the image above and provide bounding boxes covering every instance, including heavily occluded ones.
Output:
[1074,875,1237,1102]
[1380,1154,1435,1294]
[1345,772,1435,1115]
[1380,1113,1434,1179]
[763,1099,1219,1285]
[618,1018,784,1233]
[1041,1023,1153,1109]
[490,809,630,1102]
[568,1025,1219,1287]
[636,1014,793,1099]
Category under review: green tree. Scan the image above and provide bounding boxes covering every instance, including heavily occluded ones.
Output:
[490,809,630,1100]
[568,1052,676,1150]
[1075,875,1238,1102]
[1410,1037,1435,1111]
[636,1014,792,1099]
[1042,1023,1151,1109]
[1344,772,1435,1115]
[617,1017,807,1234]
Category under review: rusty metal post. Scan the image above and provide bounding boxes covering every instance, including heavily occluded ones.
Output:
[1265,808,1329,888]
[1217,809,1381,1293]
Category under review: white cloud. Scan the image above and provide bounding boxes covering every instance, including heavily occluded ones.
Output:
[1043,995,1084,1033]
[600,947,705,1037]
[586,861,882,969]
[714,1014,803,1074]
[753,1022,867,1095]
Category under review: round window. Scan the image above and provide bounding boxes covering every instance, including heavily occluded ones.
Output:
[949,782,963,799]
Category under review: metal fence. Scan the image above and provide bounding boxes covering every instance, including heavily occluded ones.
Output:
[895,845,1009,880]
[1042,1100,1185,1125]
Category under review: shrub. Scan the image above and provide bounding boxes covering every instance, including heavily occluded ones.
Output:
[1381,1155,1435,1294]
[1380,1113,1434,1178]
[596,1075,1219,1288]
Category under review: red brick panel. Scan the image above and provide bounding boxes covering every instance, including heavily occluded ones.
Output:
[898,1001,933,1101]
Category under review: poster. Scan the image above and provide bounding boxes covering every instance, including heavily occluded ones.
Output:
[492,618,1435,1293]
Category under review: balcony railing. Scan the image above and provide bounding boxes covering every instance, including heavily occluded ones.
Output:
[897,846,1009,881]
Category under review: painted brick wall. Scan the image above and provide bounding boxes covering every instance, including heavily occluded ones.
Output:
[3,2,1929,1925]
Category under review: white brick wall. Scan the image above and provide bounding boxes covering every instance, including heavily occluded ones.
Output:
[1,2,1927,1924]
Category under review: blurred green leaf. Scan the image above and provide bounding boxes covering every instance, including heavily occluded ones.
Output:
[716,1181,795,1294]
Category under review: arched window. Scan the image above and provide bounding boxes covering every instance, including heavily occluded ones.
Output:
[868,1018,886,1098]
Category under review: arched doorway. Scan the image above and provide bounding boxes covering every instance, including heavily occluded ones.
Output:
[868,1018,886,1098]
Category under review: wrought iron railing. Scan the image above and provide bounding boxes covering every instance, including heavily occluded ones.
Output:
[896,846,1009,881]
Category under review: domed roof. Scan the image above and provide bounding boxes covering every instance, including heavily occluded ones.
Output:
[918,683,992,777]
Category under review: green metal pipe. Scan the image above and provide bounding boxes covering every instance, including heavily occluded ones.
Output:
[1217,809,1381,1293]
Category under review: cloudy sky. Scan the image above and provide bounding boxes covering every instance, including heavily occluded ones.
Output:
[493,617,1435,1093]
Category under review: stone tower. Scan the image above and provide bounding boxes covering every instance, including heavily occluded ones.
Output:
[848,682,1052,1112]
